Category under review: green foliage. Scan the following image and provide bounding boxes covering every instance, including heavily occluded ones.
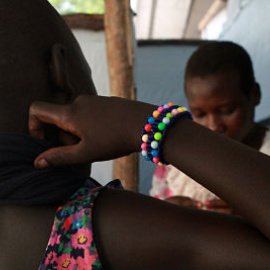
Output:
[48,0,104,15]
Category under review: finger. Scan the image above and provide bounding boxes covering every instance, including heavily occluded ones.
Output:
[34,142,88,169]
[187,199,203,209]
[206,207,232,214]
[29,101,73,136]
[205,199,228,208]
[28,111,45,140]
[58,130,80,146]
[165,197,203,209]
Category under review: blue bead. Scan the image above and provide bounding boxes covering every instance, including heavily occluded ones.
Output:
[145,156,151,161]
[151,149,158,157]
[148,117,155,124]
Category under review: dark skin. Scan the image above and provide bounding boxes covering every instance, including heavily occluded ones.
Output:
[0,1,95,269]
[30,95,270,269]
[186,70,261,141]
[0,206,56,269]
[0,0,96,134]
[2,0,270,268]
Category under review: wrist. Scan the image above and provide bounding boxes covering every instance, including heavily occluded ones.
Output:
[139,103,192,165]
[110,97,155,156]
[130,101,156,152]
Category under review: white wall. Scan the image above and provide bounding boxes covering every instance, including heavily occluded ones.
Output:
[72,29,110,96]
[219,0,270,121]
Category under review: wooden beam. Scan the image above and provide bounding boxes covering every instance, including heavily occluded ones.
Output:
[104,0,138,191]
[63,14,104,31]
[198,0,226,32]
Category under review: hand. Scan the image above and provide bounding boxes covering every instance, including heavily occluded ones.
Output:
[205,199,232,214]
[29,95,155,169]
[164,196,203,209]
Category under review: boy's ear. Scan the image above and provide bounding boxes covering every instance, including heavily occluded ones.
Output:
[252,82,261,106]
[50,43,75,101]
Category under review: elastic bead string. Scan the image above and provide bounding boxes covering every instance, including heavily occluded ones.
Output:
[140,103,192,165]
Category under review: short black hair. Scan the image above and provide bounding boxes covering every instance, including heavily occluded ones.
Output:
[185,41,256,96]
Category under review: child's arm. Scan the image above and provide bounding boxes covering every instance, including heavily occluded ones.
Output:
[163,116,270,239]
[29,95,270,240]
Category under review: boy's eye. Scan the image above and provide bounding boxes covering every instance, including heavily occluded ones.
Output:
[192,111,206,119]
[219,107,236,115]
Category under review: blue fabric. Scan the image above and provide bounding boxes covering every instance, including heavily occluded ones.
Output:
[0,133,91,205]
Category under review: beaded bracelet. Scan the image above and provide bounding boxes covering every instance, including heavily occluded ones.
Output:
[141,103,192,165]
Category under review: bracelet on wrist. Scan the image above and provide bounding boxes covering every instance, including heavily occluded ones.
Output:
[140,103,192,165]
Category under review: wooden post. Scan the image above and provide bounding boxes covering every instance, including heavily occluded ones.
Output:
[104,0,138,191]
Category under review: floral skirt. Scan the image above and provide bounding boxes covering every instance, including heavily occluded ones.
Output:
[39,178,122,270]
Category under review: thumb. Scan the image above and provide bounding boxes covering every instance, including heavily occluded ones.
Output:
[34,143,87,169]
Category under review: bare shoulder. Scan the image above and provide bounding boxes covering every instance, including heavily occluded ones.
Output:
[0,205,56,270]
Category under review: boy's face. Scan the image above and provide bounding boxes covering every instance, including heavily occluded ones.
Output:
[185,69,256,142]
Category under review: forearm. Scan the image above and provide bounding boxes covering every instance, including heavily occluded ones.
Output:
[127,101,270,238]
[29,96,270,240]
[161,117,270,239]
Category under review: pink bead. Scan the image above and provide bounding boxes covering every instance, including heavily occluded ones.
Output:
[172,109,179,115]
[141,142,147,150]
[153,157,159,164]
[144,124,152,132]
[157,106,164,112]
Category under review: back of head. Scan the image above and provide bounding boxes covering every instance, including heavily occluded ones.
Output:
[0,0,96,133]
[0,1,94,204]
[185,41,256,96]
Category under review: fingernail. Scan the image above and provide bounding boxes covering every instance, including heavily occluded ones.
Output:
[36,159,49,169]
[205,200,211,207]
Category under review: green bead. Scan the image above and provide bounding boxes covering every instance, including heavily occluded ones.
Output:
[158,122,166,131]
[166,112,173,118]
[154,132,162,141]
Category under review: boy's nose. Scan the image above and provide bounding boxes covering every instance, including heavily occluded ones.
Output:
[205,115,225,133]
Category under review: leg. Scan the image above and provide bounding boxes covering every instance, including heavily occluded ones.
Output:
[93,189,270,270]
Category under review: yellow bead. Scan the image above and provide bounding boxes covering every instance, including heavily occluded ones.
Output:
[177,107,185,113]
[153,110,160,118]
